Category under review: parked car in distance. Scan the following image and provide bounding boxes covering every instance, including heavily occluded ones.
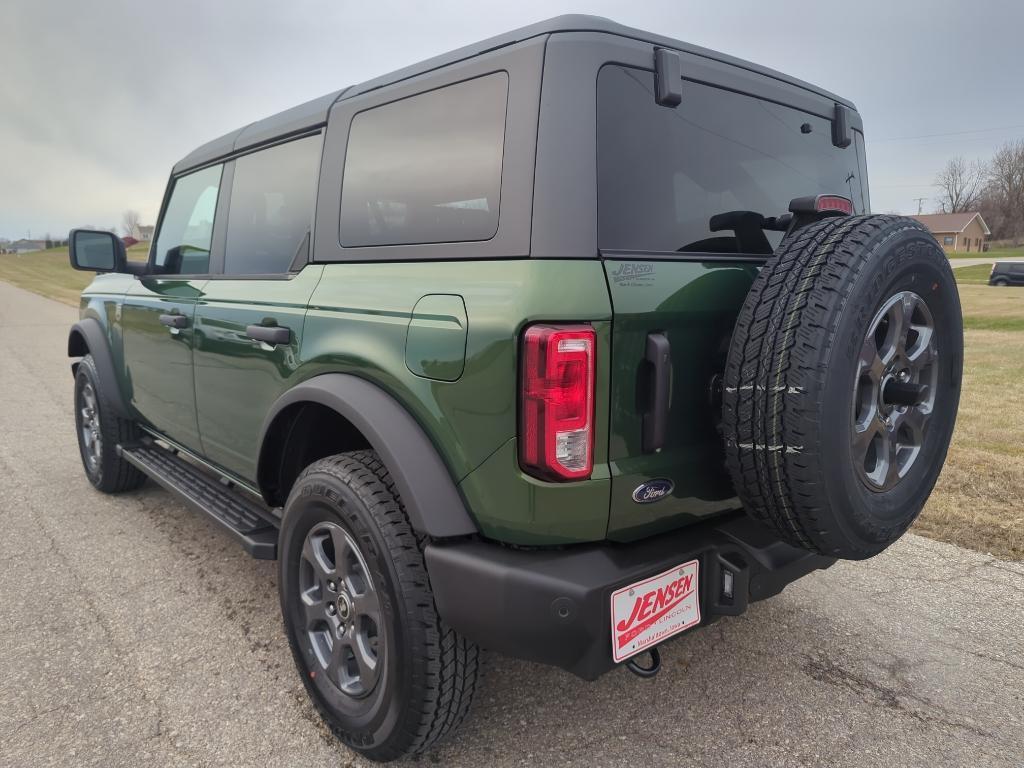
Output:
[990,261,1024,286]
[63,15,963,762]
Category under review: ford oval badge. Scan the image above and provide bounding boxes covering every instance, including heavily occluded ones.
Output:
[631,478,674,504]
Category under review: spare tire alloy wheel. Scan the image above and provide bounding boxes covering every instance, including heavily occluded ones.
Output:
[723,215,963,560]
[853,291,937,491]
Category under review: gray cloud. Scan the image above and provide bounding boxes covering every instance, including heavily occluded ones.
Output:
[2,0,1023,238]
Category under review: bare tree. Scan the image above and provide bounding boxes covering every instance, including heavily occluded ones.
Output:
[985,140,1024,242]
[121,209,142,238]
[934,156,985,213]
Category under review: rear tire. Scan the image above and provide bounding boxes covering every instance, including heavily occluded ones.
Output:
[278,451,479,761]
[722,216,962,560]
[992,278,1009,286]
[74,354,146,493]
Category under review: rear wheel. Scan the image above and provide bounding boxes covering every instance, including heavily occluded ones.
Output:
[74,354,145,493]
[722,215,962,560]
[279,451,479,761]
[992,278,1009,286]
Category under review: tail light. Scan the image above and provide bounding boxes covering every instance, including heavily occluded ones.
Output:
[519,324,595,481]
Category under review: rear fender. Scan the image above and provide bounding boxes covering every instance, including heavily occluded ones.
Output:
[258,374,479,539]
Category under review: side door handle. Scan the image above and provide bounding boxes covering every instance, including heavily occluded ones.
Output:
[642,332,671,453]
[246,324,292,346]
[159,313,188,329]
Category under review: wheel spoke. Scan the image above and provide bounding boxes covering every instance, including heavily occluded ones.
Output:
[326,633,349,683]
[853,417,881,464]
[352,590,381,626]
[329,526,353,578]
[882,431,901,487]
[892,405,929,443]
[302,530,337,583]
[859,336,885,382]
[352,633,380,689]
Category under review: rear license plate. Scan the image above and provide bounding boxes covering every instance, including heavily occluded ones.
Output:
[610,559,700,663]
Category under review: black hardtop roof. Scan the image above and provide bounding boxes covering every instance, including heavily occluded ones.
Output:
[173,14,857,175]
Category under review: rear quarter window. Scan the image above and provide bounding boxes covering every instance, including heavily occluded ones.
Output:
[597,65,866,254]
[339,72,508,247]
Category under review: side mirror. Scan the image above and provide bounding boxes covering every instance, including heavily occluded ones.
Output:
[69,229,127,273]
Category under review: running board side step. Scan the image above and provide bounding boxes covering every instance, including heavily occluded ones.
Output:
[118,442,279,559]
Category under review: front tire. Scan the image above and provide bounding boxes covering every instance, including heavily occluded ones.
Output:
[74,354,146,493]
[279,451,479,761]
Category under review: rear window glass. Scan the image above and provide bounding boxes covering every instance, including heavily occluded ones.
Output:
[224,134,322,275]
[339,72,508,247]
[597,65,866,254]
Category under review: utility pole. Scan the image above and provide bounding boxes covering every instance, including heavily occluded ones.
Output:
[912,197,926,215]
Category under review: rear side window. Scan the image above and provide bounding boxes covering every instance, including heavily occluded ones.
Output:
[597,65,866,254]
[339,72,508,247]
[153,164,222,274]
[224,134,322,275]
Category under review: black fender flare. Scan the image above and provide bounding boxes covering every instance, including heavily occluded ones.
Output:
[257,374,478,538]
[68,318,130,418]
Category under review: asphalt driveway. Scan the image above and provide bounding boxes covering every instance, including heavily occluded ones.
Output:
[0,280,1021,767]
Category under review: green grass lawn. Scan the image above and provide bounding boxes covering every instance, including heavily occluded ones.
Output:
[947,246,1024,260]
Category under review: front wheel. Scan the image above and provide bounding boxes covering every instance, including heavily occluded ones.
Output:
[74,354,145,493]
[278,451,479,761]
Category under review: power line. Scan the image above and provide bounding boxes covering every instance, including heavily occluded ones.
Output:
[872,124,1024,142]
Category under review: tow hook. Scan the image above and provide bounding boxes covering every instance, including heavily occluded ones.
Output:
[626,646,661,679]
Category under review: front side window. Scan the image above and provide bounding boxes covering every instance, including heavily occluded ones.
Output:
[224,134,322,275]
[597,65,865,254]
[153,164,223,274]
[339,72,508,247]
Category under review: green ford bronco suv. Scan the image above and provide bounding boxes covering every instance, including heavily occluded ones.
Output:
[66,16,962,761]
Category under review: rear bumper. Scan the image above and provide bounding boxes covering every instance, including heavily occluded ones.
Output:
[425,513,834,680]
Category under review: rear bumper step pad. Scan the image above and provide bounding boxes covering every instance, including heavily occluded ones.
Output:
[118,443,279,559]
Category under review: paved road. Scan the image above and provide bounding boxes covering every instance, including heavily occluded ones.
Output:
[1,280,1022,768]
[950,256,1024,269]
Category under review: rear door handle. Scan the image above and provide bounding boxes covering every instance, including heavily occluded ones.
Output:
[643,332,671,453]
[246,324,291,346]
[159,313,188,329]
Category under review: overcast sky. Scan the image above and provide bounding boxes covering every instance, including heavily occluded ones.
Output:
[2,0,1023,239]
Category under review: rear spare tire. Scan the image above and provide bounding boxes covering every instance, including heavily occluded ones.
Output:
[722,215,962,560]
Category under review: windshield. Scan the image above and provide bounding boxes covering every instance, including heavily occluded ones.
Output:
[597,65,867,254]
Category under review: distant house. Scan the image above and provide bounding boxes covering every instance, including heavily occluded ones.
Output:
[122,236,140,247]
[7,239,47,253]
[138,225,155,241]
[911,212,990,253]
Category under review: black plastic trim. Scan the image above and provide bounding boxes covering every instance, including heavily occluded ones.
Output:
[120,442,279,559]
[832,103,852,149]
[257,374,478,538]
[654,48,682,107]
[426,512,834,679]
[67,319,130,417]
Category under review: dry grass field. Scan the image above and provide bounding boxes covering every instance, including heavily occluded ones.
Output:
[0,247,1019,559]
[914,282,1024,560]
[0,243,149,305]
